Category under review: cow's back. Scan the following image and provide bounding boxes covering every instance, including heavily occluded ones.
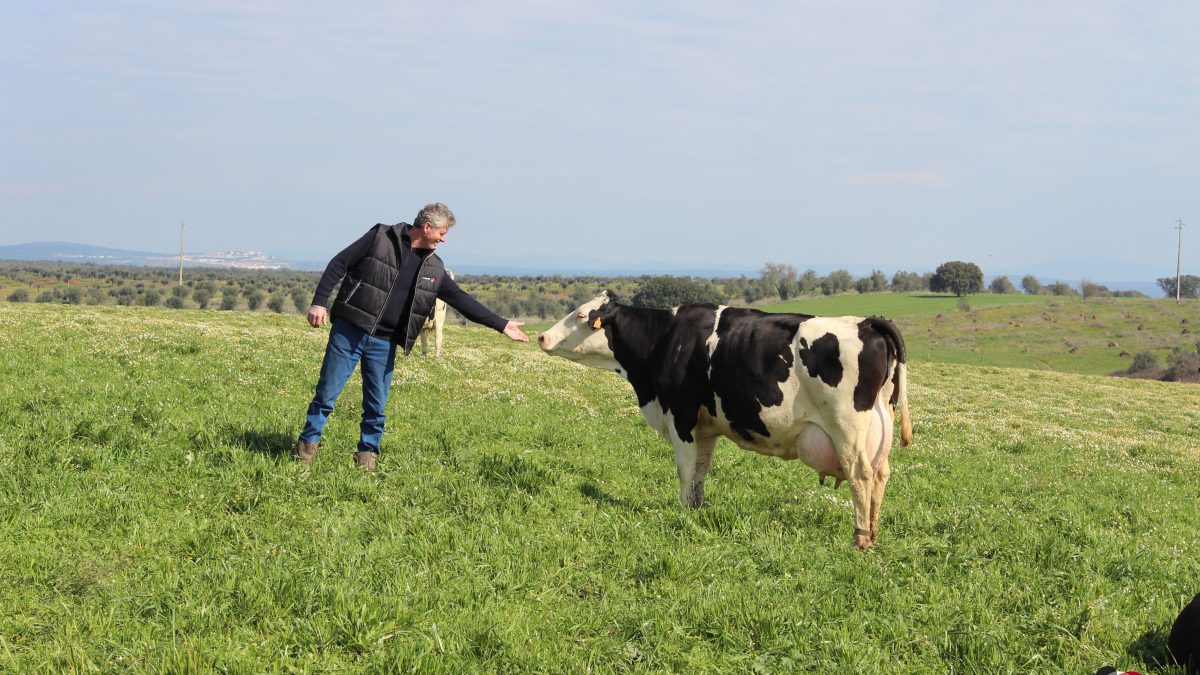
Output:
[701,311,899,455]
[706,307,810,441]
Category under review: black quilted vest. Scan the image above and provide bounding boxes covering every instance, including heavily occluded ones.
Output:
[330,223,446,355]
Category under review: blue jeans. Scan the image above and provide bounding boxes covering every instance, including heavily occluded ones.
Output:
[299,319,397,454]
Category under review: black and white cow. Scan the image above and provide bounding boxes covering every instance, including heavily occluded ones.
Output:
[1169,591,1200,673]
[538,291,912,550]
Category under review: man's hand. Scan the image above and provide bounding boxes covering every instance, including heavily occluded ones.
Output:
[502,320,529,342]
[307,305,328,328]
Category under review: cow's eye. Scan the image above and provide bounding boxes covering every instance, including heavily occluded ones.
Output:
[577,312,587,320]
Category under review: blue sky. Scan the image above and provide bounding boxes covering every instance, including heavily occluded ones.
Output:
[1,1,1196,278]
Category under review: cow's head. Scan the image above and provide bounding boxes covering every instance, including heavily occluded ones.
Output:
[538,290,620,369]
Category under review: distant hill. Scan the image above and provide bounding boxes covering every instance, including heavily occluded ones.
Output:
[0,241,300,270]
[0,241,166,264]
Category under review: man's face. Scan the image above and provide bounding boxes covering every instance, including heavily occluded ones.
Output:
[414,223,449,249]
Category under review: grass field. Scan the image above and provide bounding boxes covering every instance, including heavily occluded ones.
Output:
[769,290,1050,318]
[769,293,1199,376]
[2,303,1198,672]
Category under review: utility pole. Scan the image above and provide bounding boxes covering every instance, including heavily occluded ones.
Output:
[1176,218,1184,303]
[178,220,185,287]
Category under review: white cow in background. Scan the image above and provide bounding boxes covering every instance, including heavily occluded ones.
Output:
[419,269,453,358]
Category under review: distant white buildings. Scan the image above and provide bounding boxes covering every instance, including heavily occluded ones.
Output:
[181,251,289,270]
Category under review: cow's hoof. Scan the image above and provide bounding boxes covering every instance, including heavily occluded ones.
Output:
[854,528,874,550]
[680,483,705,509]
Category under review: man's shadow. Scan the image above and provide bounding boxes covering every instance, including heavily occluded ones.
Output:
[225,427,294,459]
[579,480,646,512]
[1126,625,1176,673]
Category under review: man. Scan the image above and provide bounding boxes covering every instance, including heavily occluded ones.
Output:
[293,203,528,471]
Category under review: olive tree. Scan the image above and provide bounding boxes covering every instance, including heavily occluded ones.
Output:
[891,270,927,292]
[631,276,723,308]
[820,270,854,295]
[760,262,799,300]
[291,287,310,313]
[989,275,1016,294]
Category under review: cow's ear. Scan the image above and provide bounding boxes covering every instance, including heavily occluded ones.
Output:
[604,289,618,301]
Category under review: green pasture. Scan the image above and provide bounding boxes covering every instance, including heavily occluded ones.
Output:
[768,290,1048,318]
[1,304,1198,672]
[766,293,1199,376]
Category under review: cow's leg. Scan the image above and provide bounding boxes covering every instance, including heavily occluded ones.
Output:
[434,321,443,359]
[672,433,717,509]
[419,329,429,357]
[688,436,717,508]
[867,402,895,544]
[826,427,873,549]
[838,427,877,550]
[870,459,891,545]
[848,461,876,550]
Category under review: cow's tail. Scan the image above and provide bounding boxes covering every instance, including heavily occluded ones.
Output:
[866,316,913,447]
[895,361,912,447]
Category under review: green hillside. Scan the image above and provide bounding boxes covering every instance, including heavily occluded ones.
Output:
[767,290,1049,317]
[764,293,1198,376]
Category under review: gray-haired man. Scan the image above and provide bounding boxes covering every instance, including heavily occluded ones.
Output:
[294,203,528,471]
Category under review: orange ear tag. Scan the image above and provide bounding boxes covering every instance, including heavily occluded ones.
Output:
[592,318,603,329]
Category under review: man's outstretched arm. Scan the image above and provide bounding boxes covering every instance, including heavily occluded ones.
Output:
[439,276,528,342]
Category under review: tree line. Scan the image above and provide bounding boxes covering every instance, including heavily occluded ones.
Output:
[2,259,1179,319]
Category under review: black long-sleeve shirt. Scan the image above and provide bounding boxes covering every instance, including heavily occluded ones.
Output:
[311,226,507,341]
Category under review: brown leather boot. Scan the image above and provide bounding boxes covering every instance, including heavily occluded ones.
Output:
[292,440,320,465]
[353,451,377,473]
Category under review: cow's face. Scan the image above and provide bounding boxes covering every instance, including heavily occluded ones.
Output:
[538,292,619,369]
